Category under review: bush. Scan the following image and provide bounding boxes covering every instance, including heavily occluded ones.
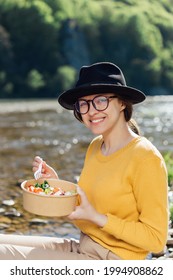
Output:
[169,204,173,223]
[163,152,173,188]
[56,65,77,93]
[27,70,45,90]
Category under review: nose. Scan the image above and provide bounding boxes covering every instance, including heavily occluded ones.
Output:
[88,101,98,115]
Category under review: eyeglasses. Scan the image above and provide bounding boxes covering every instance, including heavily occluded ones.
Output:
[74,95,117,115]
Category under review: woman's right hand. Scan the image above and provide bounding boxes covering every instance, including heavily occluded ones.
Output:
[32,156,59,179]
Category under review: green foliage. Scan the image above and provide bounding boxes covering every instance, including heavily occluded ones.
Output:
[27,70,45,90]
[0,0,173,98]
[163,151,173,223]
[0,71,6,83]
[56,66,77,92]
[163,152,173,187]
[170,204,173,223]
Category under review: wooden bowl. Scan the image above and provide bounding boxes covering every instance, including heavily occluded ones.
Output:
[21,178,78,217]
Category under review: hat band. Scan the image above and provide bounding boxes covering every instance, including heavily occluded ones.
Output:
[75,81,124,88]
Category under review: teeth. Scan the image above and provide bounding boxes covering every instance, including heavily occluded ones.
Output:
[91,119,103,123]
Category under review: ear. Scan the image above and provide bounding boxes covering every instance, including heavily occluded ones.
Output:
[120,101,126,111]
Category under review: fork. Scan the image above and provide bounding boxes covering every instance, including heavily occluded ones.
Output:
[34,161,43,180]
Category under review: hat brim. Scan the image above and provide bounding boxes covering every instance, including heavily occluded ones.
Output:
[58,84,146,110]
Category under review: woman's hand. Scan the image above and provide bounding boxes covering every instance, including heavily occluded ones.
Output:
[32,156,59,179]
[68,186,108,228]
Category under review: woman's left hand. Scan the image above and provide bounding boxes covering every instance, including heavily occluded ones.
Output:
[68,186,108,227]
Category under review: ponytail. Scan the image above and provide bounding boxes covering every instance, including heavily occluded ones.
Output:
[123,100,140,135]
[128,119,140,135]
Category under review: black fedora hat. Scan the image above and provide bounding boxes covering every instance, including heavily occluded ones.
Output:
[58,62,146,109]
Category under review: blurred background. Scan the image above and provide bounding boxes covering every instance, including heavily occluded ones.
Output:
[0,0,173,240]
[0,0,173,98]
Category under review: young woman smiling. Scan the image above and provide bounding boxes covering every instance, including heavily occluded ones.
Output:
[0,62,168,260]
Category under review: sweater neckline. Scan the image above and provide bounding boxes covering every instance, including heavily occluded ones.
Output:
[96,136,142,162]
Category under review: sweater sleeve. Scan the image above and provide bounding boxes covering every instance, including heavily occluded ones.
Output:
[102,156,169,253]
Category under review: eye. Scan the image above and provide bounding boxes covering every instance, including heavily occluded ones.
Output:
[79,100,88,108]
[95,96,107,104]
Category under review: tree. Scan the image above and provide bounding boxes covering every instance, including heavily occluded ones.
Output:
[0,0,173,97]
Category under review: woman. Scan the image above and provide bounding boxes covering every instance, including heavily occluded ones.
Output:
[0,62,168,260]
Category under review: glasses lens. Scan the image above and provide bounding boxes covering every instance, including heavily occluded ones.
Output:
[75,96,113,114]
[93,96,108,111]
[76,100,89,114]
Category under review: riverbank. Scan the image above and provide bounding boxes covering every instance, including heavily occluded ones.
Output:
[0,97,173,260]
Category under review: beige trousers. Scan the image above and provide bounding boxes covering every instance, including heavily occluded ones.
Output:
[0,232,121,260]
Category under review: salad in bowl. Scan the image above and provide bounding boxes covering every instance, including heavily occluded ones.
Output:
[21,178,78,217]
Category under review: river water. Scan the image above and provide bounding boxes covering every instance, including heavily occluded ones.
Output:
[0,96,173,238]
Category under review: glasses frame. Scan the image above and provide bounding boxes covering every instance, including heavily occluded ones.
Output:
[74,95,117,115]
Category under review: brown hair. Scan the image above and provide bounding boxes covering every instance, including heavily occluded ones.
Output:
[73,97,140,135]
[122,100,140,135]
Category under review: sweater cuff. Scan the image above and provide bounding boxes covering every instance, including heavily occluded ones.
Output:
[102,213,124,239]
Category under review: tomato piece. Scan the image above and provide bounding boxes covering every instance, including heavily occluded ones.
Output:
[34,187,43,193]
[52,187,60,193]
[27,185,35,192]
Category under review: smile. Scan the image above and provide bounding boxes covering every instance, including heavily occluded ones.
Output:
[90,118,104,124]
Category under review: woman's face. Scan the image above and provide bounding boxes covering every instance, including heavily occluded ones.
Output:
[79,94,126,136]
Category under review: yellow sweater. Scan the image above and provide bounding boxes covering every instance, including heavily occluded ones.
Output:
[74,136,168,260]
